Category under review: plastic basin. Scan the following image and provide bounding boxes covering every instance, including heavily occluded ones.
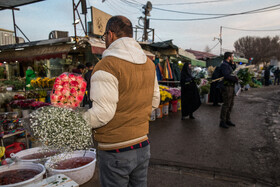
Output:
[45,149,96,185]
[0,162,45,187]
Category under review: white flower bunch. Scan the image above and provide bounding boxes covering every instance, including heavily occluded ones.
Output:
[29,106,92,152]
[0,92,16,105]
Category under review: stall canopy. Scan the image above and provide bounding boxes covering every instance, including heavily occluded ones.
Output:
[0,37,72,62]
[0,0,44,10]
[178,49,206,67]
[149,40,178,56]
[207,56,248,67]
[234,57,248,64]
[88,38,106,55]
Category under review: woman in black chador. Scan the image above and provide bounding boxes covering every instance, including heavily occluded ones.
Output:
[180,62,201,120]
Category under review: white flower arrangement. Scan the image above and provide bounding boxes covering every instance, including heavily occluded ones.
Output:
[28,106,92,152]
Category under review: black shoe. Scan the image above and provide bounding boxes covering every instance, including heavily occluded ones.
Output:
[220,121,229,128]
[226,121,236,126]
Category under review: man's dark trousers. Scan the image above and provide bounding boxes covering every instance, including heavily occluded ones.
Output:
[220,86,235,122]
[275,76,280,85]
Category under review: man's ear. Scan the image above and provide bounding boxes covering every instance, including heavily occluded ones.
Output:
[110,31,118,41]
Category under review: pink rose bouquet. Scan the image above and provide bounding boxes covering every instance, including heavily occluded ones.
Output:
[51,73,87,108]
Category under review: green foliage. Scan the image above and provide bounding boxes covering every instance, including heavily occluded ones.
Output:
[1,79,26,91]
[237,68,254,87]
[249,79,262,88]
[200,84,210,95]
[0,67,5,79]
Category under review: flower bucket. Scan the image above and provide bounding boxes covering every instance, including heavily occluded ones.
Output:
[45,149,96,185]
[156,105,163,118]
[201,94,208,104]
[0,162,45,187]
[204,94,209,104]
[163,102,169,116]
[171,100,178,113]
[169,103,172,112]
[22,109,30,118]
[38,98,46,102]
[177,99,181,111]
[149,110,156,121]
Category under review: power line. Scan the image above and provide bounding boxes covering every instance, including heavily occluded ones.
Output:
[222,26,280,32]
[150,3,280,21]
[152,4,280,16]
[153,0,233,6]
[155,33,164,42]
[209,42,220,51]
[121,0,280,19]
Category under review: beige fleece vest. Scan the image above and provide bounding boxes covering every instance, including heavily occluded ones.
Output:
[92,56,155,147]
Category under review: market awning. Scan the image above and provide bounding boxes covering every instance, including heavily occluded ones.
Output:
[143,50,155,61]
[0,0,44,10]
[88,38,106,55]
[176,54,206,67]
[178,48,196,59]
[234,57,248,64]
[0,44,72,62]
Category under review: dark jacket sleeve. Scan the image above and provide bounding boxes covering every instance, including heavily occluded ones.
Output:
[220,63,238,83]
[84,71,91,90]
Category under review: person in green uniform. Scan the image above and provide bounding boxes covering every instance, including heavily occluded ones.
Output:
[25,66,36,90]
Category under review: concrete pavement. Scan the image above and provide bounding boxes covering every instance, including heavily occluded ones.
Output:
[82,86,280,187]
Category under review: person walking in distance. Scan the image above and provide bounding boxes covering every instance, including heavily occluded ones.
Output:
[180,62,201,120]
[83,16,160,186]
[219,52,238,128]
[274,67,280,85]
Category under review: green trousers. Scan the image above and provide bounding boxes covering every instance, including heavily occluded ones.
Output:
[220,86,235,122]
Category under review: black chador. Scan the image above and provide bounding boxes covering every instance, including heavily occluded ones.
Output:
[180,62,201,119]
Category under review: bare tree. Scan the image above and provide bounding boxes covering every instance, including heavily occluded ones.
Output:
[234,36,280,64]
[204,45,211,53]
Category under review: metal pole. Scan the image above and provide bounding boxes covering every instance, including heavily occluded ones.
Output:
[15,25,30,42]
[135,27,137,41]
[85,12,87,36]
[152,29,154,42]
[144,12,148,41]
[73,0,77,43]
[220,26,222,55]
[12,9,18,44]
[76,8,86,35]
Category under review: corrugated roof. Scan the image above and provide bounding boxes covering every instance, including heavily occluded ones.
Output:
[150,40,178,50]
[0,28,14,33]
[185,49,217,60]
[0,0,44,10]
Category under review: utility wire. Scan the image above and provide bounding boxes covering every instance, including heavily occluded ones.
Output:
[121,0,280,17]
[222,26,280,32]
[209,42,220,51]
[153,0,233,6]
[150,3,280,21]
[155,33,164,42]
[152,4,280,16]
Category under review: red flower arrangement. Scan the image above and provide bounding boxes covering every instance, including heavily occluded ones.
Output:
[50,73,87,108]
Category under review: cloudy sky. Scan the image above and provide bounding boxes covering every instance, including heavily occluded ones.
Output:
[0,0,279,55]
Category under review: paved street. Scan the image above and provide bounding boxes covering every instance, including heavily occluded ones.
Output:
[83,86,280,187]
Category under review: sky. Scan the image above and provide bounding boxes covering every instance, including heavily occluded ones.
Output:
[0,0,280,55]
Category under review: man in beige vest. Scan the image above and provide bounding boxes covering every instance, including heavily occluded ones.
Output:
[83,15,160,186]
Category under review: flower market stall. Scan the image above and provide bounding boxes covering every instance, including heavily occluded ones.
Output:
[0,72,97,186]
